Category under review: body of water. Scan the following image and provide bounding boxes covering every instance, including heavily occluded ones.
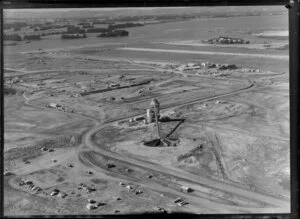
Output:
[4,14,288,55]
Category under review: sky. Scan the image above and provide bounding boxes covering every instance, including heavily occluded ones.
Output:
[4,6,284,20]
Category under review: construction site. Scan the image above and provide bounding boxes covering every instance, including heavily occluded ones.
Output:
[4,7,290,215]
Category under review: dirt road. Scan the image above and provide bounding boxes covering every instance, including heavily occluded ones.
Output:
[8,58,289,213]
[119,47,289,60]
[77,79,289,213]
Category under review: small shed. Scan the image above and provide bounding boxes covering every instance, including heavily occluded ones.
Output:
[180,186,193,193]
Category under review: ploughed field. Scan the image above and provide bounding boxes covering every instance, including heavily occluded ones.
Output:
[4,12,289,215]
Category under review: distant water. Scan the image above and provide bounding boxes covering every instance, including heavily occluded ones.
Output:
[4,14,288,55]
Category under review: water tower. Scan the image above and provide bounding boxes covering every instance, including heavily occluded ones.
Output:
[143,98,179,147]
[149,98,161,139]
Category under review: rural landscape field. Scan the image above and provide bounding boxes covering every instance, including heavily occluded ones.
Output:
[3,6,290,215]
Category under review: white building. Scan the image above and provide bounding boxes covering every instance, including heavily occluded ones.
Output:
[180,186,193,193]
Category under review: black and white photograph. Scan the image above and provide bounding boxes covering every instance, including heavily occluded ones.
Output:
[2,3,293,216]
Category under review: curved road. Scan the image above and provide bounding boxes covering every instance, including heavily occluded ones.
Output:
[9,58,289,213]
[78,80,289,213]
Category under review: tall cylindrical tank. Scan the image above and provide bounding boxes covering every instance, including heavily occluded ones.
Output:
[150,98,160,118]
[146,109,153,123]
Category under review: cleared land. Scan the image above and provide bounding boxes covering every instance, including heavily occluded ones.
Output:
[4,11,289,215]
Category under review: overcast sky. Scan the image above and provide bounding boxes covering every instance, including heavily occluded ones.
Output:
[4,6,284,20]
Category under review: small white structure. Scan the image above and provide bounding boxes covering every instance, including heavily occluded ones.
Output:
[109,83,120,89]
[216,100,227,104]
[178,201,189,206]
[48,103,60,108]
[180,185,193,193]
[50,191,59,196]
[201,62,210,68]
[86,203,98,210]
[73,93,81,98]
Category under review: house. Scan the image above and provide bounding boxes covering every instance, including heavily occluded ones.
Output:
[126,185,133,191]
[86,203,98,210]
[48,103,60,108]
[109,83,120,89]
[201,62,210,68]
[72,93,81,98]
[50,191,59,196]
[58,193,67,198]
[180,186,193,193]
[134,189,142,195]
[178,201,189,206]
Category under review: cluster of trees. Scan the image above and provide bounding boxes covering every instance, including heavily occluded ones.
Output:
[78,22,90,26]
[112,16,152,22]
[23,34,41,40]
[107,23,144,29]
[4,22,132,41]
[66,26,85,34]
[92,20,114,25]
[31,24,73,31]
[61,34,87,39]
[205,36,250,44]
[86,22,142,34]
[38,26,54,31]
[97,29,129,37]
[40,31,64,36]
[4,34,22,41]
[4,33,41,41]
[86,27,108,33]
[4,22,27,30]
[82,25,94,28]
[4,86,17,95]
[34,26,85,36]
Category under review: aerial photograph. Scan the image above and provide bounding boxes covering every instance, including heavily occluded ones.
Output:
[3,6,290,215]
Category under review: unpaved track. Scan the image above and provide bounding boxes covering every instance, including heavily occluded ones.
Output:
[79,151,288,213]
[8,58,289,213]
[77,79,289,213]
[119,47,289,60]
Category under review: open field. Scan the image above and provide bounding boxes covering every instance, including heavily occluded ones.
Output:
[4,7,290,215]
